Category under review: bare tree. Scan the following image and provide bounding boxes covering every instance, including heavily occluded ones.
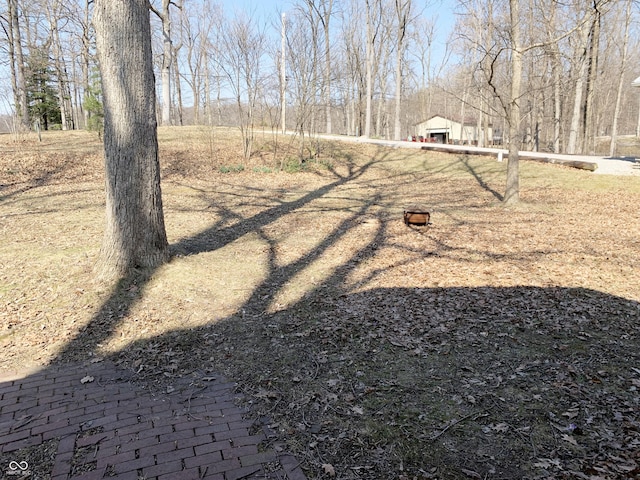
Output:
[408,13,442,125]
[339,1,366,136]
[373,12,393,138]
[287,9,319,139]
[6,0,29,127]
[393,0,411,141]
[181,6,201,123]
[215,10,266,161]
[47,0,75,130]
[609,0,633,157]
[581,1,609,154]
[363,0,382,138]
[320,0,334,134]
[503,0,522,204]
[93,0,169,279]
[150,0,179,126]
[172,39,183,125]
[2,0,637,146]
[566,1,611,154]
[542,0,562,153]
[294,0,336,134]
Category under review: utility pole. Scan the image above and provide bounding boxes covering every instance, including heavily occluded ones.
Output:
[281,12,287,134]
[633,76,640,138]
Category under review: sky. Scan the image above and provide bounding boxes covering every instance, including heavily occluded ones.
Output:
[214,0,460,76]
[0,0,460,118]
[215,0,459,47]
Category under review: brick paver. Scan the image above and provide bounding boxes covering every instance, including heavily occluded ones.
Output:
[0,361,307,479]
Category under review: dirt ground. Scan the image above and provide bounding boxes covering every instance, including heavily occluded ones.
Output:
[1,127,639,479]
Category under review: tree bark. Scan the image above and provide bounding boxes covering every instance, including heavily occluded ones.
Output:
[159,0,173,126]
[504,0,522,205]
[173,42,183,126]
[323,0,333,134]
[5,0,19,122]
[393,0,410,141]
[8,0,29,127]
[546,1,562,153]
[581,2,601,154]
[364,0,374,138]
[94,0,169,280]
[567,15,590,155]
[78,0,92,130]
[609,0,632,157]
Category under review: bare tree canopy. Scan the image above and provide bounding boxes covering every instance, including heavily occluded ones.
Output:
[0,0,638,157]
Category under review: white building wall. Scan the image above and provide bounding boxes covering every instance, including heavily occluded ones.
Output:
[416,115,493,144]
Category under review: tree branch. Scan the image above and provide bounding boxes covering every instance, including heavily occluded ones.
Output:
[148,1,162,20]
[486,47,507,117]
[521,0,612,54]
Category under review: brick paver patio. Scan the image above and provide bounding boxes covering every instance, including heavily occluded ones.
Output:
[0,361,306,480]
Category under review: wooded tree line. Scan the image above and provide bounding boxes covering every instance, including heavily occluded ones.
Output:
[1,0,639,155]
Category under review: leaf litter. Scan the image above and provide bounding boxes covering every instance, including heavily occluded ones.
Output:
[1,128,639,479]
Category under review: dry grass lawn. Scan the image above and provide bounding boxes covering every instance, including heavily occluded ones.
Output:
[1,127,639,479]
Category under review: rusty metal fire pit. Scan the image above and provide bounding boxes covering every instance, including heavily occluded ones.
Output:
[403,206,431,226]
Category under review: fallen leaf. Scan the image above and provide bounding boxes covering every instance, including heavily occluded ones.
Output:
[562,409,579,419]
[492,423,509,433]
[460,468,481,478]
[322,463,336,477]
[561,434,578,446]
[533,458,562,469]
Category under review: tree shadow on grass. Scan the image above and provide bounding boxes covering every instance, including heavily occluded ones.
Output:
[69,163,640,478]
[109,283,640,478]
[51,146,390,363]
[3,143,639,479]
[0,162,78,203]
[459,154,504,201]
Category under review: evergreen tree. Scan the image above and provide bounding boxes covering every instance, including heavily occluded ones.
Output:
[25,48,61,130]
[84,68,104,136]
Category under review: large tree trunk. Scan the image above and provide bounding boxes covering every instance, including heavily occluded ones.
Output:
[609,0,632,157]
[394,0,410,141]
[504,0,522,205]
[80,0,91,130]
[364,0,374,138]
[548,1,562,155]
[94,0,169,280]
[160,0,173,126]
[173,43,183,126]
[567,17,590,155]
[323,0,333,134]
[393,38,402,141]
[6,0,19,121]
[581,3,601,154]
